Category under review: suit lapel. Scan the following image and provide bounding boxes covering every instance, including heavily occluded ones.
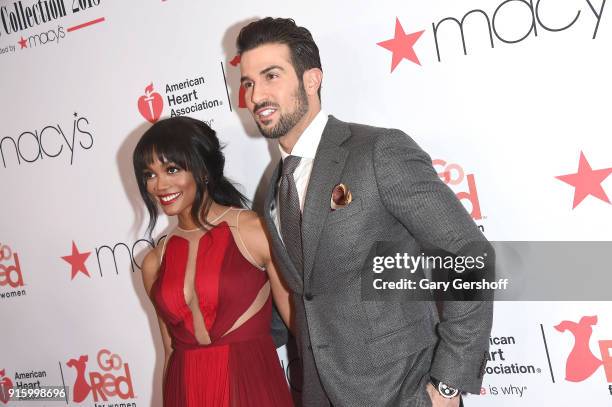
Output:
[264,159,304,292]
[302,116,351,291]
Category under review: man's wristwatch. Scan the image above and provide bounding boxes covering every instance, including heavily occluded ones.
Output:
[430,377,460,399]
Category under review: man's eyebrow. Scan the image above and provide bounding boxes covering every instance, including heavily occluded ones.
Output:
[261,65,285,75]
[240,65,285,83]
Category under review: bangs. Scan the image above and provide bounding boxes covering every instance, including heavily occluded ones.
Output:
[142,139,189,170]
[133,123,193,176]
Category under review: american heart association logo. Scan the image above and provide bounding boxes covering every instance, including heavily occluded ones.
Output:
[137,83,163,123]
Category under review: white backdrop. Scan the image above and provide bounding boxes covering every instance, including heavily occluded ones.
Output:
[1,0,611,406]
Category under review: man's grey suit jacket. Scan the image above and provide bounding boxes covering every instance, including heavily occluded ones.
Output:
[263,116,493,407]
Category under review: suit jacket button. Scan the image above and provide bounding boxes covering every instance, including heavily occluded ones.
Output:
[304,293,314,301]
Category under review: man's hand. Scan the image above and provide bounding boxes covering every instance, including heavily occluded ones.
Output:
[426,383,460,407]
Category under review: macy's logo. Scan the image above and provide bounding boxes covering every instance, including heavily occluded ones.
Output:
[138,83,164,123]
[0,369,13,404]
[377,0,607,72]
[555,315,612,383]
[433,159,483,221]
[66,349,135,403]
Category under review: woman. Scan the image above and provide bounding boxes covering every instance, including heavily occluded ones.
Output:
[132,116,294,406]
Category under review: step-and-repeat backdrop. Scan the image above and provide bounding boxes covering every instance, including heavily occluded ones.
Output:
[1,0,611,406]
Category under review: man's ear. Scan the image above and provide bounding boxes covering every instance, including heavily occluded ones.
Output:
[302,68,323,97]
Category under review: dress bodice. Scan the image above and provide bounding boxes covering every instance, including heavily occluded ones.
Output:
[151,219,271,350]
[150,209,293,407]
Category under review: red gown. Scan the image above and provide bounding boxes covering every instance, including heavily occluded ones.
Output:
[151,217,293,407]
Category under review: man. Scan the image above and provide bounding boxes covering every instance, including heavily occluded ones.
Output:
[237,17,493,407]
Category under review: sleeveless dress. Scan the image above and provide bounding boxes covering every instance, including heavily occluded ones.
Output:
[151,208,294,407]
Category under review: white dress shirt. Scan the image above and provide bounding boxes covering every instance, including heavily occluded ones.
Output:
[272,110,328,234]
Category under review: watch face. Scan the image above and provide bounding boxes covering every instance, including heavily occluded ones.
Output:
[438,382,459,399]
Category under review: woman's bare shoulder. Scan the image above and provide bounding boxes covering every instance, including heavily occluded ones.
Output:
[235,209,267,235]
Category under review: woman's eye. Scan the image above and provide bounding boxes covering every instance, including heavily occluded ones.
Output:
[167,167,180,174]
[144,172,155,180]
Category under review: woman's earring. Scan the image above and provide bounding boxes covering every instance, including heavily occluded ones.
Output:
[204,178,209,185]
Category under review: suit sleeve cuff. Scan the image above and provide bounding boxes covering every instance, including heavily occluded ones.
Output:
[430,347,489,394]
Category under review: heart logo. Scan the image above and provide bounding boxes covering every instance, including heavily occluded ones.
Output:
[0,369,13,404]
[137,83,163,123]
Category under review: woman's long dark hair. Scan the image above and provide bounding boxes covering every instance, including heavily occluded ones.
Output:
[132,116,249,238]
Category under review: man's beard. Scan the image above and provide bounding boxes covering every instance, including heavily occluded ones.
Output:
[255,84,309,139]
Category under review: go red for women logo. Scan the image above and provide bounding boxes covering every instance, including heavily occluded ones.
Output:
[0,243,24,289]
[138,83,164,123]
[0,369,14,404]
[555,315,612,383]
[432,159,483,221]
[66,349,135,403]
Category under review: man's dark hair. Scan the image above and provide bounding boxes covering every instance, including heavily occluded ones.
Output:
[236,17,322,98]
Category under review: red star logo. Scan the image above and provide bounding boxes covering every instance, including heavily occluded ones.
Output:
[18,37,27,49]
[556,151,612,209]
[377,18,425,72]
[61,241,91,280]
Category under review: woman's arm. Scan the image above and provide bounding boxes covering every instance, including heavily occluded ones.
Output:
[141,248,173,384]
[239,212,293,333]
[263,248,293,333]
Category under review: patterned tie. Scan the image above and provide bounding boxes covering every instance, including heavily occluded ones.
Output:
[279,155,303,273]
